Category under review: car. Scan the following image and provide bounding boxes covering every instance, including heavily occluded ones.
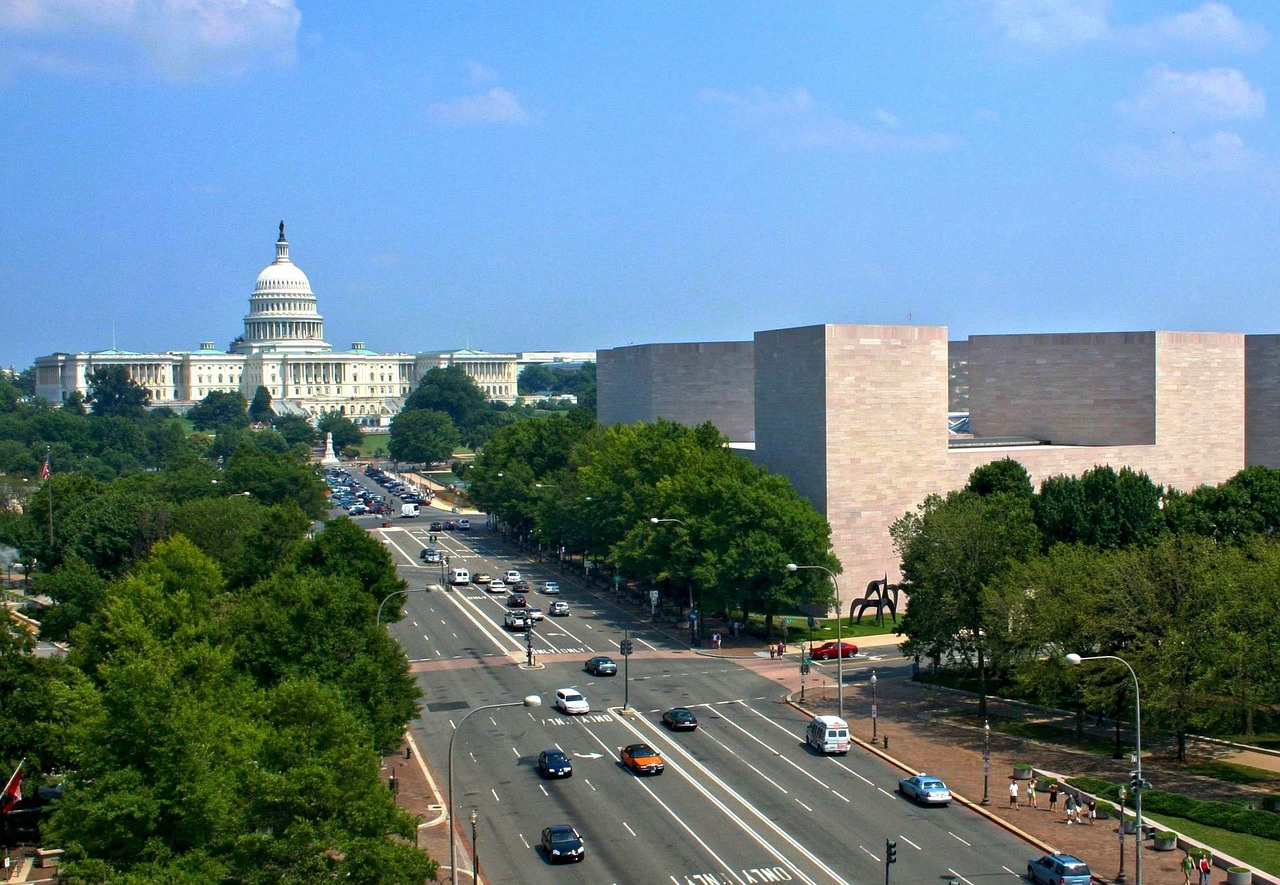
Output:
[525,607,545,621]
[620,743,665,775]
[554,689,589,715]
[811,641,859,661]
[443,520,457,530]
[503,611,533,631]
[537,749,573,779]
[548,601,571,617]
[487,579,507,593]
[473,572,492,584]
[347,503,368,515]
[503,569,522,583]
[585,656,617,676]
[1027,853,1092,885]
[542,581,561,595]
[424,549,441,563]
[506,593,527,607]
[897,773,951,805]
[541,824,585,863]
[662,707,698,731]
[514,579,531,592]
[458,519,471,530]
[429,521,444,532]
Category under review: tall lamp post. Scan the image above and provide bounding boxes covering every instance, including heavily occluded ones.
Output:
[870,671,878,742]
[1066,653,1143,885]
[981,720,991,805]
[470,809,479,884]
[786,563,844,719]
[650,517,697,644]
[448,695,542,883]
[377,588,428,628]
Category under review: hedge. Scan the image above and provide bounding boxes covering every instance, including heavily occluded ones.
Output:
[1067,776,1280,842]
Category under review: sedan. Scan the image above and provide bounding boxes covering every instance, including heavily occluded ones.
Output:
[541,824,585,863]
[554,689,589,715]
[548,601,571,617]
[486,579,506,593]
[429,522,444,532]
[585,656,617,676]
[811,641,859,661]
[473,573,493,584]
[542,581,561,595]
[525,607,545,621]
[506,593,527,607]
[503,569,522,583]
[662,707,699,731]
[897,773,951,805]
[1027,853,1091,885]
[620,743,665,776]
[537,749,573,779]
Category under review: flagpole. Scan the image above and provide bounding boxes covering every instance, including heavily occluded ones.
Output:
[44,447,54,546]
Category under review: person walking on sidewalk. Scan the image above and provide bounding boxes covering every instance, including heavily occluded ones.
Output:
[1198,853,1212,885]
[1086,797,1096,824]
[1064,793,1076,824]
[1008,778,1019,810]
[1026,779,1037,808]
[1047,781,1059,812]
[1181,852,1195,885]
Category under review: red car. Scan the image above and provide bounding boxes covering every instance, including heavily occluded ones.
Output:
[811,641,858,661]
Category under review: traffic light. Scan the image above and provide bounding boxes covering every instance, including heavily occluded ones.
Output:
[620,639,634,656]
[885,839,897,864]
[1129,769,1141,790]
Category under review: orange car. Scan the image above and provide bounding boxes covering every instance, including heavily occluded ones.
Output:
[620,743,665,776]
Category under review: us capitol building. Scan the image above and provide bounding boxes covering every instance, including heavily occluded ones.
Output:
[34,223,530,425]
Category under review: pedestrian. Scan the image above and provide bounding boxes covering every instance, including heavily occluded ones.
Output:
[1008,778,1019,810]
[1064,793,1076,824]
[1181,852,1195,885]
[1086,797,1096,824]
[1048,781,1059,811]
[1198,853,1212,885]
[712,632,721,649]
[1026,779,1037,808]
[777,641,786,658]
[769,643,776,660]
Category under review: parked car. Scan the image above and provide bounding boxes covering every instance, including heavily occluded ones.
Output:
[541,824,585,863]
[897,773,951,805]
[554,689,589,715]
[542,581,561,595]
[548,601,571,617]
[620,743,665,776]
[1026,853,1091,885]
[662,707,698,731]
[537,749,573,779]
[585,656,617,676]
[811,641,859,661]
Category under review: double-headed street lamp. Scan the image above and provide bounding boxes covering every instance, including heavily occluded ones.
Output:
[981,720,991,805]
[1066,652,1143,885]
[448,695,542,883]
[786,563,844,719]
[870,670,878,741]
[650,517,697,644]
[376,588,429,627]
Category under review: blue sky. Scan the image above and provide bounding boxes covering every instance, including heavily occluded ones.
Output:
[3,1,1279,370]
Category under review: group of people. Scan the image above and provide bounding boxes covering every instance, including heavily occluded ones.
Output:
[1007,778,1096,824]
[1182,851,1214,885]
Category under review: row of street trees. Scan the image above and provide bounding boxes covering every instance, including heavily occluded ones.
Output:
[893,459,1280,751]
[466,416,839,630]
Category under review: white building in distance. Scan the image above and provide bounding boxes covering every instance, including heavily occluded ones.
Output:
[34,223,522,422]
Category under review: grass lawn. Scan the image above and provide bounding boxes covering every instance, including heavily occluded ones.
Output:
[354,432,390,458]
[743,613,899,644]
[1183,759,1280,787]
[1150,813,1280,875]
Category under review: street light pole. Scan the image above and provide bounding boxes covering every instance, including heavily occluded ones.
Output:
[787,563,843,720]
[981,720,991,805]
[376,587,428,627]
[871,671,878,742]
[470,809,479,884]
[650,517,696,644]
[448,696,541,883]
[1067,653,1143,885]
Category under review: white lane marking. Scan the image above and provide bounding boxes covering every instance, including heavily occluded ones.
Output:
[946,870,975,885]
[490,788,499,801]
[831,790,851,804]
[860,845,879,862]
[623,821,637,837]
[710,703,829,791]
[877,787,895,798]
[608,711,850,885]
[794,798,813,811]
[899,835,921,851]
[949,832,972,846]
[692,719,792,794]
[518,833,530,849]
[1002,866,1018,876]
[539,784,548,796]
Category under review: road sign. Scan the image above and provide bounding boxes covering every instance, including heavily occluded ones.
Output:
[649,590,659,606]
[807,616,816,628]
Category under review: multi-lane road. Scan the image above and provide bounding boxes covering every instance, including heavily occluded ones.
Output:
[359,495,1036,884]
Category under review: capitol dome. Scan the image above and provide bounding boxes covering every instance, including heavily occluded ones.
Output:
[233,222,331,355]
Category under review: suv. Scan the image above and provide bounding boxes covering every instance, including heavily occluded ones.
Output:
[503,611,533,631]
[1027,853,1091,885]
[457,519,471,530]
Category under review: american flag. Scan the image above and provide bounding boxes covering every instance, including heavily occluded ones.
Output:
[40,453,50,481]
[0,761,22,815]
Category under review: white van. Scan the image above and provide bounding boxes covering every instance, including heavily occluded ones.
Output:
[400,502,419,518]
[806,715,850,755]
[450,567,470,585]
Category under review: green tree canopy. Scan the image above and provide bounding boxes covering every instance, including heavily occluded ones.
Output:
[248,386,274,424]
[86,366,151,419]
[388,408,459,464]
[187,390,250,433]
[317,412,364,453]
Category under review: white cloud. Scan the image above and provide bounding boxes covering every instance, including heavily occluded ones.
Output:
[1106,131,1255,177]
[465,60,497,86]
[982,0,1110,50]
[1130,2,1267,52]
[0,0,300,80]
[875,108,900,128]
[1116,64,1264,127]
[426,86,530,127]
[698,87,956,152]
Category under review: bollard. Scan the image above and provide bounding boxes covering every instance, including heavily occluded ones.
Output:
[883,735,889,750]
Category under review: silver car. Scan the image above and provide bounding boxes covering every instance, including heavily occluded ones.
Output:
[897,774,951,805]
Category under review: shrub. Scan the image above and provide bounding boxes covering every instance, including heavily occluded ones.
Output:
[1066,777,1280,842]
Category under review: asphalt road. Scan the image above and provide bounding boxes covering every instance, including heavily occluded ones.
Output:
[365,512,1044,885]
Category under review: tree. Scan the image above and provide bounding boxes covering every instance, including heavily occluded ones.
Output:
[187,391,249,433]
[248,386,274,424]
[223,444,328,518]
[1035,465,1164,550]
[518,363,557,395]
[388,409,458,464]
[966,458,1033,499]
[271,414,317,449]
[317,413,363,454]
[86,366,150,419]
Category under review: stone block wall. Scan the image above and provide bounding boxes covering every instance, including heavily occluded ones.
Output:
[1246,335,1280,469]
